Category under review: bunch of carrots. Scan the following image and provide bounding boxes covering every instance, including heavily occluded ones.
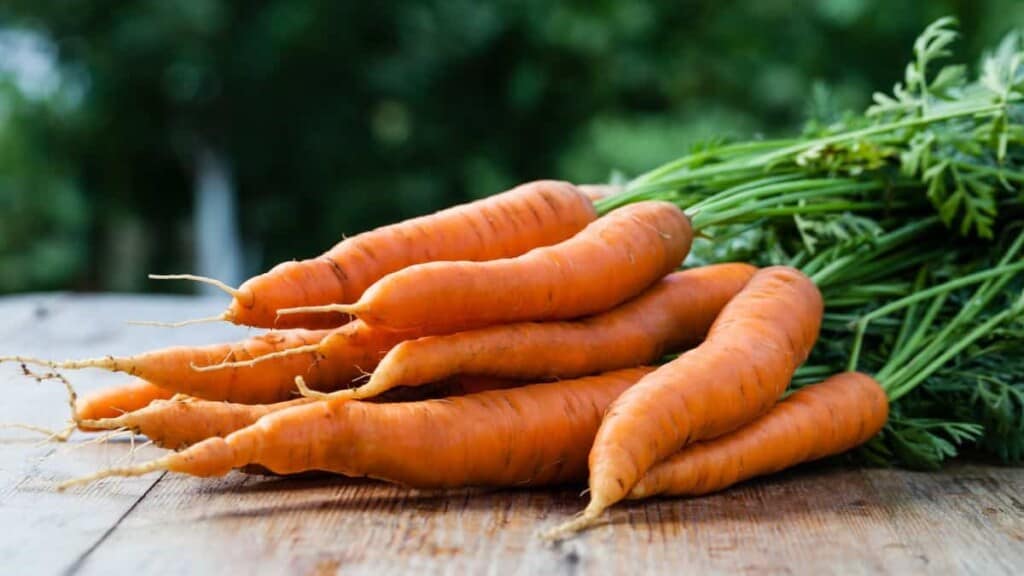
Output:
[3,17,1022,539]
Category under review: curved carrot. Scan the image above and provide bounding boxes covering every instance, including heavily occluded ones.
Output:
[79,376,525,450]
[4,329,334,404]
[76,380,174,426]
[324,263,755,401]
[224,180,596,328]
[61,367,654,489]
[629,372,888,498]
[280,201,693,332]
[561,266,823,534]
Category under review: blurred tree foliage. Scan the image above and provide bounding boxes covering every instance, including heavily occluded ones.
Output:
[0,0,1021,293]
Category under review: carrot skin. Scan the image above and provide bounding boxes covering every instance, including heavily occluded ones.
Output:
[332,201,692,332]
[113,329,333,403]
[630,372,889,498]
[158,368,655,486]
[231,180,597,328]
[362,263,756,397]
[76,380,174,432]
[587,266,824,513]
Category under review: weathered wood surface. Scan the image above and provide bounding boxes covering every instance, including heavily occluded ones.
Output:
[1,294,1022,576]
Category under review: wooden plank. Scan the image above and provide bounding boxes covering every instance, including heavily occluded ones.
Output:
[0,294,246,575]
[72,463,1024,575]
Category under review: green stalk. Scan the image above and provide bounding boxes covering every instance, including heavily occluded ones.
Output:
[887,309,1014,400]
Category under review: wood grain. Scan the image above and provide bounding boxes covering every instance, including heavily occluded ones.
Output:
[0,295,1022,575]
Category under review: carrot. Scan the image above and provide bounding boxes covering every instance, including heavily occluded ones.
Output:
[76,380,175,432]
[312,263,755,402]
[628,372,888,499]
[170,180,597,329]
[552,266,823,536]
[60,367,654,489]
[279,201,693,332]
[76,380,174,422]
[185,320,426,399]
[81,397,312,450]
[79,376,525,450]
[3,329,336,404]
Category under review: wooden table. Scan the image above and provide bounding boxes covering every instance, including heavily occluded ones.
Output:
[1,294,1022,575]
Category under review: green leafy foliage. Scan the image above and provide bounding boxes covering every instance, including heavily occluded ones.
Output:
[623,19,1024,469]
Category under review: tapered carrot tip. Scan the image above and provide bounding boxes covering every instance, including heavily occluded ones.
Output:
[276,303,358,318]
[541,511,607,542]
[77,415,130,431]
[56,454,174,491]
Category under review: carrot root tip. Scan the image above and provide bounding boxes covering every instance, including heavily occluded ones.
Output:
[0,422,74,442]
[126,313,229,328]
[148,273,241,298]
[541,511,606,543]
[57,455,172,491]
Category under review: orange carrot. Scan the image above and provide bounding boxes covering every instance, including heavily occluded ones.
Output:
[553,266,823,536]
[280,201,693,332]
[629,372,889,498]
[185,320,426,400]
[61,368,654,489]
[76,380,174,425]
[81,397,312,450]
[316,263,755,401]
[193,180,597,329]
[4,329,336,404]
[78,376,525,450]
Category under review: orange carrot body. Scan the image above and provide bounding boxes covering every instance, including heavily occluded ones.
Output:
[9,326,428,404]
[232,180,597,328]
[123,368,654,487]
[24,329,333,404]
[76,380,174,426]
[79,376,523,450]
[352,263,756,400]
[584,266,823,518]
[630,372,889,498]
[295,201,692,332]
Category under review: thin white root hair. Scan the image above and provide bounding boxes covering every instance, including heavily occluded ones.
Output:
[12,365,81,442]
[0,355,118,371]
[190,343,321,372]
[276,303,355,317]
[57,456,172,491]
[126,312,228,328]
[148,273,241,298]
[71,428,134,448]
[294,376,332,400]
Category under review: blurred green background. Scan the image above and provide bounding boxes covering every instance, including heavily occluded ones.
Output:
[1,0,1020,294]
